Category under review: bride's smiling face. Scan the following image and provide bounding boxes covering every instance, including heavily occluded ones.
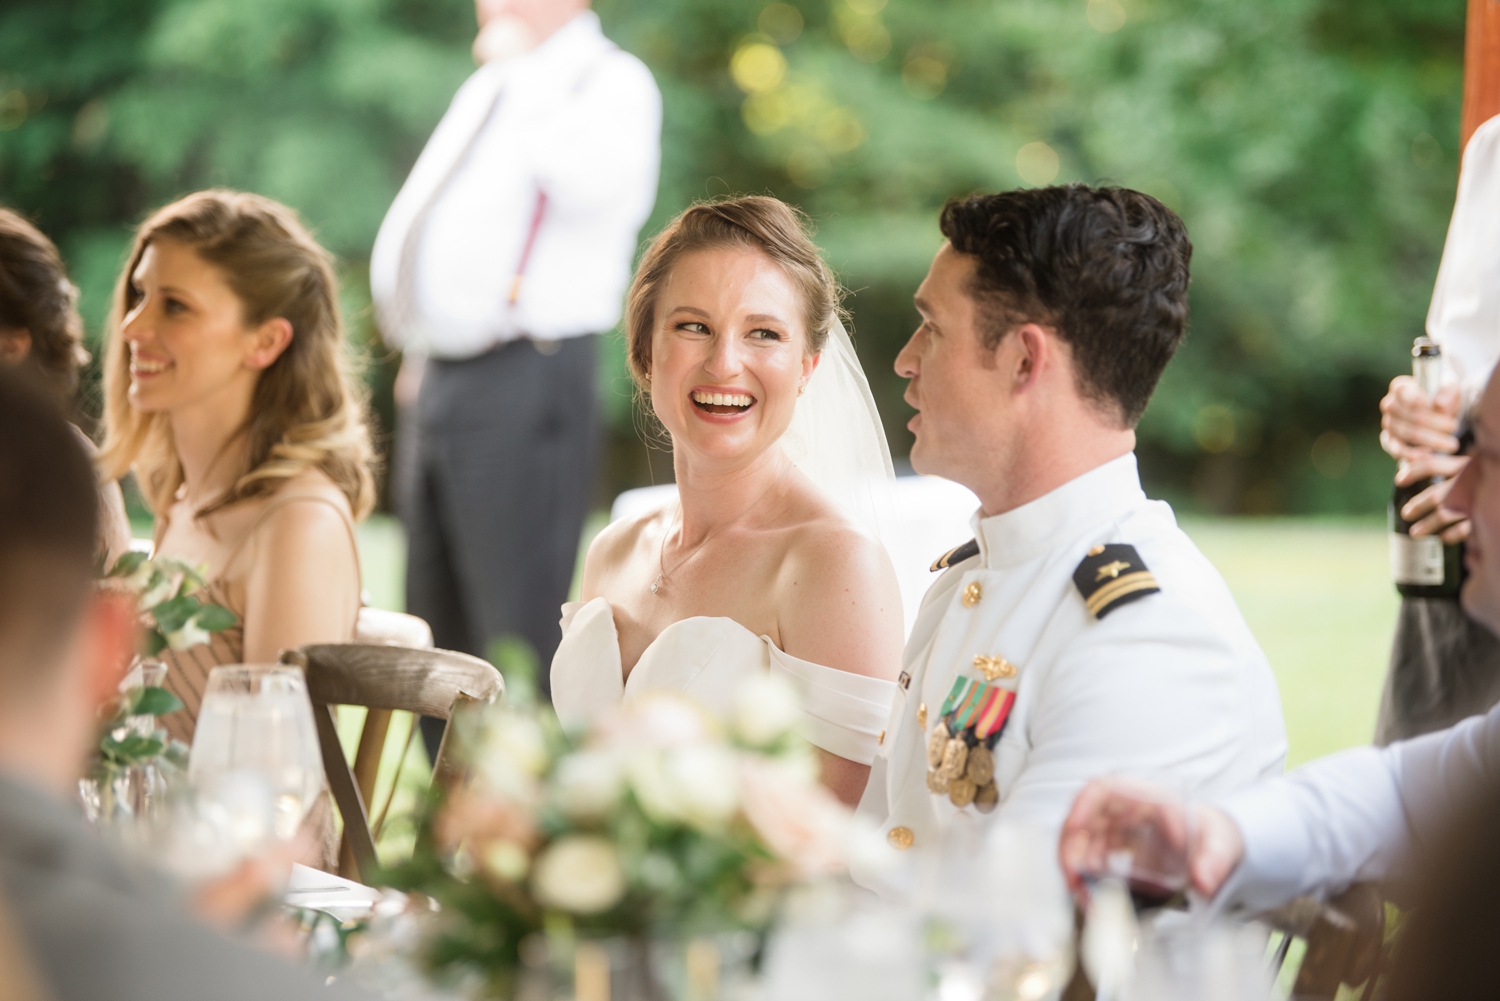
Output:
[649,245,820,465]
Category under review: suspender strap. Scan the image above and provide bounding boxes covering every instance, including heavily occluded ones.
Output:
[507,190,548,305]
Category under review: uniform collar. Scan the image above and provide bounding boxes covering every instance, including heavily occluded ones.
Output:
[972,452,1145,568]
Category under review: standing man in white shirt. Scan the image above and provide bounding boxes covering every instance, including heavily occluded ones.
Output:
[853,186,1286,896]
[370,0,661,740]
[1376,113,1500,742]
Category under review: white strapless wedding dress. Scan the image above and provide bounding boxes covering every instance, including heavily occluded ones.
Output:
[551,597,898,765]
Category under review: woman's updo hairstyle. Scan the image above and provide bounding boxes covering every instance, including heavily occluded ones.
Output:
[0,208,89,402]
[624,195,845,389]
[100,190,375,519]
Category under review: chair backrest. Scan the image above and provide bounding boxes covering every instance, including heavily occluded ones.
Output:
[1264,883,1388,1000]
[279,643,503,882]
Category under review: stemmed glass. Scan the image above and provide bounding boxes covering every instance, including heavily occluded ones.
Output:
[187,664,325,856]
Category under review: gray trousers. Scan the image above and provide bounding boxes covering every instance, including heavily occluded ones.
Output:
[1375,596,1500,744]
[401,336,599,756]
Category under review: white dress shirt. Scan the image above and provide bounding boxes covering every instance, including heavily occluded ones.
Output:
[370,11,661,358]
[1428,113,1500,409]
[853,454,1287,896]
[1215,697,1500,914]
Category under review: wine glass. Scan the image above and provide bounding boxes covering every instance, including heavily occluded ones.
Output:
[188,664,325,854]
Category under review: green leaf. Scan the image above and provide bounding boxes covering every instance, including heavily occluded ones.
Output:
[192,603,238,633]
[107,550,148,578]
[151,593,201,633]
[144,630,168,657]
[131,686,183,717]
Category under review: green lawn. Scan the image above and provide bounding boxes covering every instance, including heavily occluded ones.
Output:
[346,513,1399,859]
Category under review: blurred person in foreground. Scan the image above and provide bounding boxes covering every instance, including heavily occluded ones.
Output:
[852,187,1286,895]
[1376,113,1500,743]
[370,0,661,751]
[0,366,372,1001]
[1060,360,1500,916]
[98,190,375,751]
[0,207,130,563]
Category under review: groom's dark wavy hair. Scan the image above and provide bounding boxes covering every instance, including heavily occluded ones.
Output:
[940,185,1192,427]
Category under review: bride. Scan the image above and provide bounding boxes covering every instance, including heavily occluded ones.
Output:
[551,196,903,804]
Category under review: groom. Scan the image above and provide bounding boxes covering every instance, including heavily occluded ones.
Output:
[854,185,1287,890]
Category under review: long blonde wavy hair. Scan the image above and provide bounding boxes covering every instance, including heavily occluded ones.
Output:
[100,190,375,520]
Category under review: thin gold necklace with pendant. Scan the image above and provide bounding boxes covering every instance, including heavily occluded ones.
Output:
[651,461,789,596]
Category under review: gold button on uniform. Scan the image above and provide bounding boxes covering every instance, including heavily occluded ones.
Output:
[887,826,915,850]
[961,581,983,607]
[877,730,885,746]
[1088,544,1105,556]
[917,702,928,729]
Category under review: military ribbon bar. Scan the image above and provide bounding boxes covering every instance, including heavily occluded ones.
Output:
[973,687,1016,740]
[950,681,988,731]
[940,677,972,718]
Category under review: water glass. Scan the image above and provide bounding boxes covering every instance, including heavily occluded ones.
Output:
[188,664,324,852]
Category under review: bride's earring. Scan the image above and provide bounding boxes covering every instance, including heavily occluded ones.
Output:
[797,382,806,396]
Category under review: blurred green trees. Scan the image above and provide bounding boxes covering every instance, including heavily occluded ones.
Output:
[0,0,1467,513]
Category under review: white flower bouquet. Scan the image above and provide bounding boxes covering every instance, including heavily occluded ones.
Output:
[382,675,852,996]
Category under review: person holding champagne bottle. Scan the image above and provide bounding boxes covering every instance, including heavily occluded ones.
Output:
[1376,112,1500,743]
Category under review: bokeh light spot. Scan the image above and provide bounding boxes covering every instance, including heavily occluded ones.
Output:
[1310,431,1351,479]
[846,0,889,14]
[816,107,866,152]
[842,17,891,62]
[903,54,948,99]
[787,147,832,188]
[0,90,28,132]
[1086,0,1127,33]
[731,42,787,94]
[758,3,804,45]
[742,89,791,134]
[1193,404,1236,454]
[1015,142,1060,185]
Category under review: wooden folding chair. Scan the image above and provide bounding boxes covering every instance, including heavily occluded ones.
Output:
[1263,883,1388,1000]
[278,642,503,883]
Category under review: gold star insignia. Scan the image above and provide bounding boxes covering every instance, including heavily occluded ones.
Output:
[962,581,983,607]
[1095,560,1131,582]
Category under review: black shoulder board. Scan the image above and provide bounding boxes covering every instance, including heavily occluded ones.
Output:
[930,538,980,572]
[1073,543,1160,619]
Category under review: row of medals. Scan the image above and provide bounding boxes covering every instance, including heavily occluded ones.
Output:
[926,724,999,811]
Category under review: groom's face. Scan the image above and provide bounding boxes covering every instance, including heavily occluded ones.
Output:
[896,243,1011,483]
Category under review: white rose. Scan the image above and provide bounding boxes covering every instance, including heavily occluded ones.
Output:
[594,692,715,751]
[165,619,210,651]
[665,746,738,831]
[733,672,802,746]
[476,711,549,800]
[479,839,531,882]
[628,752,684,824]
[531,836,626,914]
[552,750,623,822]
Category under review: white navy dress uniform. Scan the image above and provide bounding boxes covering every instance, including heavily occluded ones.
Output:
[852,453,1287,893]
[1213,696,1500,914]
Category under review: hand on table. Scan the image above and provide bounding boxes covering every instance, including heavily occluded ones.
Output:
[192,833,311,933]
[1058,777,1246,902]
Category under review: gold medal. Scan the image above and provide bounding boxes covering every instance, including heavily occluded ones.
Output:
[973,780,999,814]
[948,777,977,808]
[939,738,969,780]
[926,767,950,794]
[927,726,948,768]
[964,745,995,785]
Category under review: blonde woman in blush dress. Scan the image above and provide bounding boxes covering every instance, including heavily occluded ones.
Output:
[99,190,375,747]
[550,197,904,806]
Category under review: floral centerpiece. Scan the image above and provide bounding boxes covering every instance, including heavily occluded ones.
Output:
[382,675,852,997]
[84,551,238,821]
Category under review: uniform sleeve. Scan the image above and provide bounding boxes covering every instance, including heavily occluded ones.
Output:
[998,591,1279,838]
[1215,700,1500,913]
[534,53,662,216]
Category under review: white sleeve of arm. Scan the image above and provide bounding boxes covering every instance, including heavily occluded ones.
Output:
[998,614,1270,840]
[1216,700,1500,913]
